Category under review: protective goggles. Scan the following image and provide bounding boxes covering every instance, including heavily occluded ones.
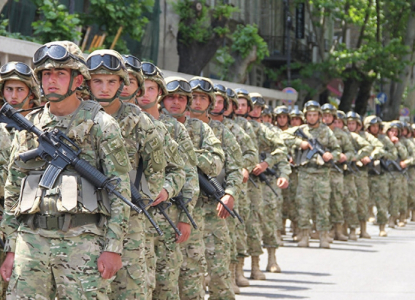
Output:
[0,62,32,77]
[214,84,226,93]
[33,44,82,65]
[122,55,141,72]
[142,62,163,77]
[235,88,249,96]
[275,107,289,115]
[166,80,192,93]
[368,117,382,125]
[189,79,213,92]
[86,54,122,71]
[251,97,265,106]
[226,88,236,98]
[304,100,320,109]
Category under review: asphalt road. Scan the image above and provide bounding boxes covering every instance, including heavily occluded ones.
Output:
[231,221,415,300]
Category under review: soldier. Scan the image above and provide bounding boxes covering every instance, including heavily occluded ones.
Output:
[296,101,341,249]
[211,84,257,293]
[0,41,131,299]
[162,76,225,300]
[401,123,415,222]
[86,50,166,300]
[136,63,188,300]
[247,92,290,275]
[119,55,145,105]
[189,76,242,300]
[364,116,397,237]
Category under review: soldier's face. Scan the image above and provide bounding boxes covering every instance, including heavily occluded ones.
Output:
[224,101,234,116]
[277,114,289,127]
[333,119,344,129]
[211,95,225,114]
[291,117,303,126]
[402,128,408,136]
[249,105,262,118]
[3,80,33,108]
[137,80,160,107]
[388,128,399,138]
[369,124,379,135]
[236,98,249,115]
[89,74,122,106]
[163,93,188,114]
[357,123,362,131]
[348,120,358,132]
[322,113,334,125]
[306,111,320,125]
[262,115,272,123]
[191,92,210,112]
[42,68,83,100]
[120,74,140,98]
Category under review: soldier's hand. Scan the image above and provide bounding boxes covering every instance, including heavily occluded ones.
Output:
[252,162,268,175]
[339,153,347,163]
[361,156,371,165]
[277,177,289,189]
[176,222,191,243]
[1,252,14,282]
[242,168,249,183]
[300,141,312,150]
[400,160,407,169]
[217,194,234,219]
[322,152,333,162]
[152,188,169,206]
[97,251,122,279]
[390,136,399,144]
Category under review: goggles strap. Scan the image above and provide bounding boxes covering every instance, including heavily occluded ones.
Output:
[119,87,140,103]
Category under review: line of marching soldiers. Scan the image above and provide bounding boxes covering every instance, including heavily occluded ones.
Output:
[0,40,412,300]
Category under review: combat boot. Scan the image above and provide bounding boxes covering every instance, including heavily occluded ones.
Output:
[388,216,395,228]
[379,224,387,237]
[298,229,309,247]
[281,219,287,235]
[250,256,266,280]
[368,205,375,223]
[266,247,281,273]
[398,212,406,227]
[342,222,349,236]
[349,228,358,241]
[276,230,284,246]
[359,221,371,239]
[319,231,330,249]
[292,221,298,240]
[310,230,319,239]
[235,257,249,287]
[412,210,415,222]
[334,223,348,241]
[230,263,240,294]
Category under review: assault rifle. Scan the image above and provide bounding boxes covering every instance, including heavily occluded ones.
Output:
[380,158,408,179]
[251,153,280,197]
[294,128,343,173]
[0,103,165,235]
[154,201,182,237]
[198,169,243,224]
[171,192,198,229]
[342,161,360,175]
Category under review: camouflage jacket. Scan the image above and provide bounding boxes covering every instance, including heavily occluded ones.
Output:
[400,136,415,166]
[233,116,258,150]
[0,124,12,200]
[332,127,355,161]
[375,134,398,161]
[348,131,373,161]
[249,120,291,180]
[223,117,258,172]
[3,100,131,254]
[208,119,243,198]
[358,131,384,160]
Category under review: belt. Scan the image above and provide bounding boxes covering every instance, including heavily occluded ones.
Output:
[22,214,101,231]
[303,163,327,169]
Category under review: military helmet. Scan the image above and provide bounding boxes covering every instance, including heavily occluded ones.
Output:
[303,100,322,115]
[213,84,229,112]
[87,49,129,85]
[274,105,290,117]
[402,121,412,134]
[164,76,193,105]
[336,110,346,125]
[346,111,362,125]
[289,105,305,121]
[33,40,90,80]
[189,76,216,107]
[249,92,266,108]
[363,115,382,130]
[262,105,273,117]
[142,62,167,96]
[321,103,337,116]
[122,55,145,98]
[235,88,254,110]
[384,121,402,136]
[226,87,239,110]
[0,62,41,104]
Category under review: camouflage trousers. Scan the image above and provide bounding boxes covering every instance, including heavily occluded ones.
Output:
[235,182,249,257]
[203,199,235,300]
[226,190,239,264]
[388,172,403,219]
[179,199,206,300]
[407,168,415,211]
[369,173,389,225]
[8,232,108,299]
[110,213,146,300]
[343,173,359,228]
[392,173,408,215]
[329,171,344,224]
[0,232,6,300]
[261,175,282,248]
[355,169,369,221]
[246,177,264,256]
[297,168,331,231]
[145,205,183,300]
[282,170,299,223]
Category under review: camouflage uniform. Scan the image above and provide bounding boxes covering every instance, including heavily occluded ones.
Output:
[179,117,225,300]
[3,101,131,299]
[397,136,414,221]
[108,102,166,300]
[402,137,415,214]
[202,119,242,300]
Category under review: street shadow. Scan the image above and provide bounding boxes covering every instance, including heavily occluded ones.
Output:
[239,291,307,299]
[247,284,310,292]
[282,270,331,277]
[265,278,335,285]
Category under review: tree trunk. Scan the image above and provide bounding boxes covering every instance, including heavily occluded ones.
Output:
[226,46,257,83]
[339,69,360,112]
[354,76,374,116]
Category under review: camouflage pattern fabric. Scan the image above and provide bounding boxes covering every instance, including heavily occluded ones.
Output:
[235,182,249,257]
[246,178,264,256]
[329,171,344,224]
[401,137,415,212]
[388,139,407,220]
[343,173,359,228]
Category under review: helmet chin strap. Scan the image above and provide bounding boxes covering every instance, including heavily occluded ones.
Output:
[93,83,125,103]
[138,100,157,109]
[307,120,320,126]
[189,106,209,115]
[10,93,31,109]
[45,70,78,103]
[224,111,234,119]
[119,87,140,103]
[210,108,225,116]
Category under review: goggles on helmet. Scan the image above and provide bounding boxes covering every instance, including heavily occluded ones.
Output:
[251,96,265,106]
[166,80,192,93]
[1,62,32,77]
[226,87,236,98]
[189,78,213,92]
[142,62,163,77]
[122,55,141,72]
[86,54,122,71]
[235,88,249,96]
[214,84,226,94]
[275,107,289,115]
[34,44,83,65]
